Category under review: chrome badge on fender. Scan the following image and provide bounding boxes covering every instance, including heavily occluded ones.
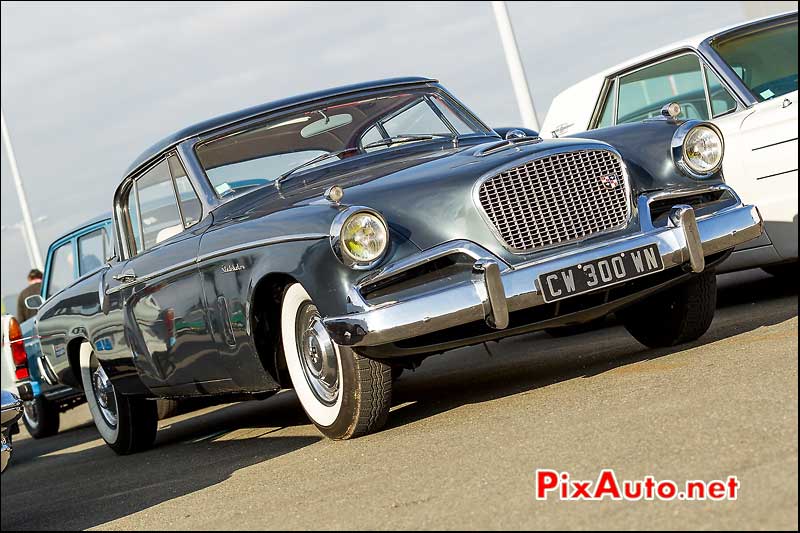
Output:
[221,264,246,273]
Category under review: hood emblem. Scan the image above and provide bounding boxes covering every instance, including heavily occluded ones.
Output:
[599,174,620,189]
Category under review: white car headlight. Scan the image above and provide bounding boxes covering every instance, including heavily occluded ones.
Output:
[672,121,725,178]
[331,207,389,268]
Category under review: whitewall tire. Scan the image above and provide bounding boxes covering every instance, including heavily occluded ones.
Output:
[281,283,392,439]
[79,342,157,454]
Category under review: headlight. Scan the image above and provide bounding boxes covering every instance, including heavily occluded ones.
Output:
[331,207,389,268]
[672,121,724,178]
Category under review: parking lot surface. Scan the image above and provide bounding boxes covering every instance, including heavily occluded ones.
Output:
[1,269,797,530]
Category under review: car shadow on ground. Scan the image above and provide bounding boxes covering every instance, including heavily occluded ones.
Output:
[1,394,319,531]
[387,268,797,431]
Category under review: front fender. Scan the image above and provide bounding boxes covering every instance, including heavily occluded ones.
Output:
[570,120,725,193]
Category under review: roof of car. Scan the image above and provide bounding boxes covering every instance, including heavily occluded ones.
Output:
[124,76,438,177]
[56,213,112,245]
[541,11,796,137]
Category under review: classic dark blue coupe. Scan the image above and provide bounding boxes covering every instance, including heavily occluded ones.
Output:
[32,77,763,453]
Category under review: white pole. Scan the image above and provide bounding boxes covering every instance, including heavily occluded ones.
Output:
[1,107,44,270]
[17,223,37,270]
[491,0,540,131]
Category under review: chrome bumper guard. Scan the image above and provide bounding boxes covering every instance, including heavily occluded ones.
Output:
[324,187,763,348]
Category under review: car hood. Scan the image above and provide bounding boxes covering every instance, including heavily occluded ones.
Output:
[213,136,622,266]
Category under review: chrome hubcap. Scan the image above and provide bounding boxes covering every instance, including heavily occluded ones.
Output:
[296,303,339,405]
[23,401,39,427]
[92,363,117,427]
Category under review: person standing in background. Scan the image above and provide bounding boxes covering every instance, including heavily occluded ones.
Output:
[16,269,43,322]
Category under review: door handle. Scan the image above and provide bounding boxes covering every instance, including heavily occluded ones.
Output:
[783,98,793,108]
[113,270,137,284]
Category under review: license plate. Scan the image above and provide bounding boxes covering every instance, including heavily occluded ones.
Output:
[538,244,664,303]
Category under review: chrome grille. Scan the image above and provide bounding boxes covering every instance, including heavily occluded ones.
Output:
[477,149,630,252]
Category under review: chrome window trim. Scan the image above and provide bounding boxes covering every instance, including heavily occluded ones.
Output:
[589,47,746,129]
[471,144,634,255]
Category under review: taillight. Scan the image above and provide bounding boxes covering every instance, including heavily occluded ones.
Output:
[8,317,29,380]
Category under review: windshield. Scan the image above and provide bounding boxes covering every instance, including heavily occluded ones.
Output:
[195,88,490,197]
[713,20,798,102]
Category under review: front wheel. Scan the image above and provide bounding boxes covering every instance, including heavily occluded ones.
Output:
[618,270,716,348]
[79,343,157,455]
[21,396,60,439]
[281,284,392,440]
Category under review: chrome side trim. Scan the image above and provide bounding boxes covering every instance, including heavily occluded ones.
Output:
[196,233,327,264]
[106,233,327,294]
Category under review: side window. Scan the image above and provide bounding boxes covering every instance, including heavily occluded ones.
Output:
[168,155,202,227]
[77,229,108,275]
[429,96,474,134]
[595,80,616,128]
[617,54,710,124]
[125,185,143,255]
[383,99,452,137]
[46,242,75,298]
[135,159,183,251]
[705,66,737,117]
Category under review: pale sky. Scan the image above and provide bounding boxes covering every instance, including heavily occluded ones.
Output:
[0,1,794,300]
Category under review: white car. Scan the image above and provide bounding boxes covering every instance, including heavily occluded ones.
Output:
[543,11,797,275]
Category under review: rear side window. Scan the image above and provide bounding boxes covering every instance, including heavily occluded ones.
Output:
[617,54,710,123]
[168,155,202,228]
[134,159,184,251]
[46,242,76,298]
[77,228,110,275]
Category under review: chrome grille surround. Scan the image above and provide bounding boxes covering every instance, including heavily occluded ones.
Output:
[475,147,632,254]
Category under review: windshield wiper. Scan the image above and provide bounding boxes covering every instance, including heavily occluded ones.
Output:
[361,134,456,151]
[274,134,459,191]
[274,147,358,191]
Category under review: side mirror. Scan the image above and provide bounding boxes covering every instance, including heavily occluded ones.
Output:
[24,294,44,311]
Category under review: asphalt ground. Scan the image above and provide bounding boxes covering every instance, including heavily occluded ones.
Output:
[1,268,797,530]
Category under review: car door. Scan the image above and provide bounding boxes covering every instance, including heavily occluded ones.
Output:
[715,91,798,259]
[117,154,222,394]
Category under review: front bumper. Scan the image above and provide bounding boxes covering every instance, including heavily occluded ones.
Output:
[324,186,763,348]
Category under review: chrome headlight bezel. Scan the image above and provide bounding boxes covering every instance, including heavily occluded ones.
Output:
[671,120,725,179]
[330,206,390,270]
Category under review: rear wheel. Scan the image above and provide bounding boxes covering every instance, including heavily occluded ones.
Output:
[79,342,157,455]
[21,396,60,439]
[619,271,716,348]
[281,284,392,439]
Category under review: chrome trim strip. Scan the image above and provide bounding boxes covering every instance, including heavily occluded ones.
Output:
[196,233,327,264]
[472,144,633,254]
[357,240,506,290]
[106,233,327,294]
